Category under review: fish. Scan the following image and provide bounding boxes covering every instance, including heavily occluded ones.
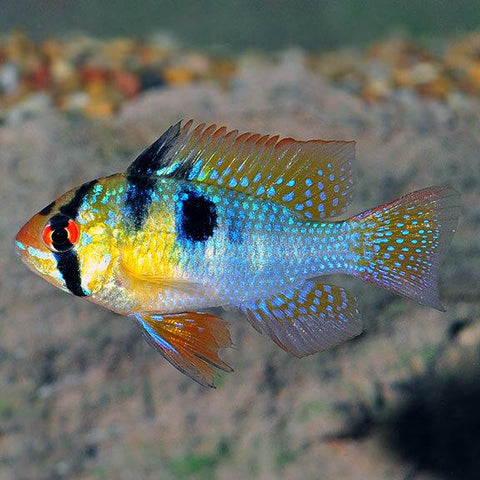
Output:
[15,120,460,387]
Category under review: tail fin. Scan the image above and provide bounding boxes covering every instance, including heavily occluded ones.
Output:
[349,186,459,310]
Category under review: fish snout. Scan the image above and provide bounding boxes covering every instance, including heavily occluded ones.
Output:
[15,213,48,257]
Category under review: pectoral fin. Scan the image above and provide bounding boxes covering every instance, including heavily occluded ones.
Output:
[133,311,233,387]
[240,281,362,357]
[119,255,202,294]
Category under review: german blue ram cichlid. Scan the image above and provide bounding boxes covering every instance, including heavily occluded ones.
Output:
[15,121,459,387]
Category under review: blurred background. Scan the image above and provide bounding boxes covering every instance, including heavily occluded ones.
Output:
[1,1,479,479]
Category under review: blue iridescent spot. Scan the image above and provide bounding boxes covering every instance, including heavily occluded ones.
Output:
[229,178,238,188]
[283,192,294,202]
[396,238,404,244]
[15,240,26,251]
[253,173,261,183]
[266,186,275,197]
[286,179,295,187]
[305,178,313,187]
[240,177,249,187]
[271,297,285,307]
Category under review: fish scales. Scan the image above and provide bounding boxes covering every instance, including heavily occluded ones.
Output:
[15,121,459,387]
[86,177,358,313]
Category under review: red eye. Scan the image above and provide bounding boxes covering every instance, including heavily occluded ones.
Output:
[66,219,80,244]
[42,215,80,252]
[42,224,54,249]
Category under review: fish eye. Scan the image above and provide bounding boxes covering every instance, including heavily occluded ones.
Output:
[42,214,80,253]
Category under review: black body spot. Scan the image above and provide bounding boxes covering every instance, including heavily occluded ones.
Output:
[60,180,98,219]
[178,190,217,242]
[54,251,87,297]
[39,201,55,216]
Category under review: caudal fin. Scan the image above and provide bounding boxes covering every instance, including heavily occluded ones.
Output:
[349,186,459,310]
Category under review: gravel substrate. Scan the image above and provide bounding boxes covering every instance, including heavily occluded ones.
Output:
[1,51,479,480]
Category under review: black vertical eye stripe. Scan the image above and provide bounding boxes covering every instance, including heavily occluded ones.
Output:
[54,251,87,297]
[59,180,98,219]
[54,180,97,297]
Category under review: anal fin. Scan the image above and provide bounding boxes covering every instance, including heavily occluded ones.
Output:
[240,281,362,357]
[133,311,233,387]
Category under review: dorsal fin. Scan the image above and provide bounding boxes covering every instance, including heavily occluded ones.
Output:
[128,121,356,219]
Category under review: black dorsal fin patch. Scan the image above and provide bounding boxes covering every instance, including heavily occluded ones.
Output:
[177,189,217,242]
[124,123,181,231]
[127,122,181,177]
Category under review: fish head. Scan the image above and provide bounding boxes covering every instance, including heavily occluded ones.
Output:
[15,201,63,290]
[15,181,116,297]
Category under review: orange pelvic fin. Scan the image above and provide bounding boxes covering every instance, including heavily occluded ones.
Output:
[133,311,233,387]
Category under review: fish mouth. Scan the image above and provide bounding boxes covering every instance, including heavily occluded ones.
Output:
[14,223,29,259]
[14,216,49,270]
[15,212,50,255]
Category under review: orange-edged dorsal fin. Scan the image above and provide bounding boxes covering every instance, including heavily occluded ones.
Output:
[133,311,233,387]
[240,281,362,357]
[127,121,356,219]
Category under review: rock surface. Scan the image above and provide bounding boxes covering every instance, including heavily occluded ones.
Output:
[1,54,479,480]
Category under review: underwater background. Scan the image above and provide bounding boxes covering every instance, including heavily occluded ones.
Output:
[1,1,479,479]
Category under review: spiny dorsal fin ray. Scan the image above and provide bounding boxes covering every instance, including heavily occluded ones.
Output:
[240,281,362,357]
[128,121,356,219]
[127,122,182,177]
[133,311,233,388]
